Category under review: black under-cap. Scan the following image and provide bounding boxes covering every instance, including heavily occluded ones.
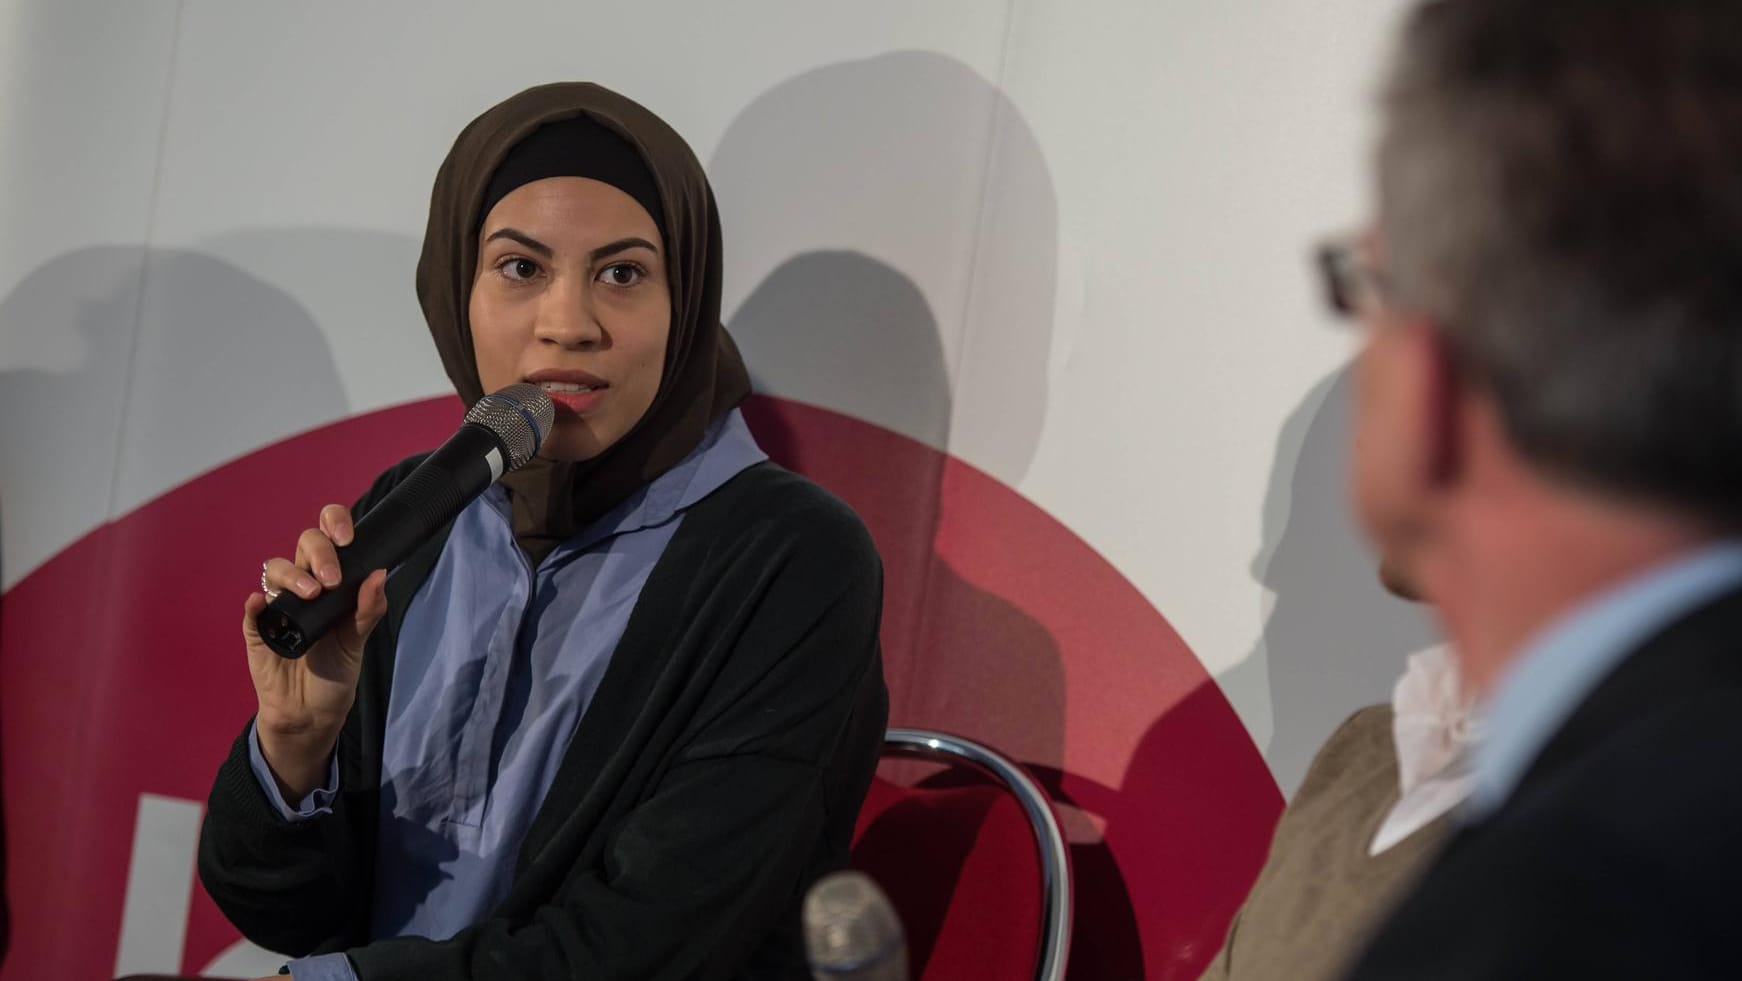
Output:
[478,114,667,236]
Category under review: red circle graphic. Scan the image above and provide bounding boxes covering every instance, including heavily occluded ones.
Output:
[0,394,1279,980]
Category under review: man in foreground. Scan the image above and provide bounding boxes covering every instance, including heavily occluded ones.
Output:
[1334,1,1742,975]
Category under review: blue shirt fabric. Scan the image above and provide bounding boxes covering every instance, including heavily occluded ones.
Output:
[1465,541,1742,822]
[247,410,765,981]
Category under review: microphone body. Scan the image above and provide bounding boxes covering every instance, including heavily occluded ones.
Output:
[804,871,908,981]
[257,385,553,658]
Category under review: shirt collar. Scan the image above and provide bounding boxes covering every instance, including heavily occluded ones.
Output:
[488,408,766,554]
[1466,540,1742,821]
[1372,645,1478,855]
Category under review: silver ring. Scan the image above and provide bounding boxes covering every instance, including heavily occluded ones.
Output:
[260,561,281,601]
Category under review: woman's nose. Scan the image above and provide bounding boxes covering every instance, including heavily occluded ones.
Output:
[534,280,603,348]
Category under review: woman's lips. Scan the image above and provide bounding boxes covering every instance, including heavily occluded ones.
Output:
[527,373,610,415]
[537,383,607,415]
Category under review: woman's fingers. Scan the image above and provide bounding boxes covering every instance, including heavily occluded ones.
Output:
[242,592,268,647]
[319,503,355,547]
[296,526,342,587]
[264,556,321,600]
[337,569,389,653]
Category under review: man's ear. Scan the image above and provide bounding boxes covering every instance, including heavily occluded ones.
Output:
[1414,320,1466,489]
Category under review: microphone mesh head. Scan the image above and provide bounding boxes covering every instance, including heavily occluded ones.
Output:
[803,871,907,979]
[464,383,555,470]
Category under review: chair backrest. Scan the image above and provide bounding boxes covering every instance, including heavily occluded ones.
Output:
[853,728,1072,981]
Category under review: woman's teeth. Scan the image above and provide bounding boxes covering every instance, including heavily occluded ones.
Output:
[539,381,594,393]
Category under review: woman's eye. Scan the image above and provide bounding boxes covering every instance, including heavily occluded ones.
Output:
[499,257,539,281]
[599,262,643,287]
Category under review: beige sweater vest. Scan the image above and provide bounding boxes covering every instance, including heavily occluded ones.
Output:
[1199,705,1453,981]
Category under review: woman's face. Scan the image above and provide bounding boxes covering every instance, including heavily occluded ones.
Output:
[470,176,670,461]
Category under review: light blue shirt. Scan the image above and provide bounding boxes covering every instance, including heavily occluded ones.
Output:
[248,410,765,981]
[1466,541,1742,821]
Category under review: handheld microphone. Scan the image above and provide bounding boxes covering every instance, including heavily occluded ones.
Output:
[257,383,554,658]
[804,870,908,981]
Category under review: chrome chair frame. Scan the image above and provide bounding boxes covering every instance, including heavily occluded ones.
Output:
[879,728,1072,981]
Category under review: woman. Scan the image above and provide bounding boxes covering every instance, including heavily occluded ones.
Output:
[198,82,888,981]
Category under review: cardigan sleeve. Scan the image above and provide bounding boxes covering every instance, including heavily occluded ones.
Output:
[196,456,430,956]
[343,494,888,981]
[197,713,372,956]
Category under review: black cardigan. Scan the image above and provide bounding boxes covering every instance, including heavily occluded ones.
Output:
[198,458,889,980]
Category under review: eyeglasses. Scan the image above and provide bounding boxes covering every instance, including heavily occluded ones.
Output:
[1316,235,1390,319]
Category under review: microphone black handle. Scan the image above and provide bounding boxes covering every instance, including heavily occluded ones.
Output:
[256,425,506,658]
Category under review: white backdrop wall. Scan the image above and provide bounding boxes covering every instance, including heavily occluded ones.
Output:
[0,1,1438,976]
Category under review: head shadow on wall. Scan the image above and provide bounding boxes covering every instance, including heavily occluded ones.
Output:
[0,238,418,589]
[0,241,350,979]
[0,228,436,980]
[712,53,1147,977]
[712,48,1062,770]
[1234,366,1441,797]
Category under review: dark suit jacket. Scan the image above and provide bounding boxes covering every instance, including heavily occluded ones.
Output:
[1344,584,1742,979]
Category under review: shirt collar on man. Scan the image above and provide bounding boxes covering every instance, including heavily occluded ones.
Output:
[1465,540,1742,821]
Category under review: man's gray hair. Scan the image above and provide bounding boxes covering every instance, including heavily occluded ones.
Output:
[1379,0,1742,524]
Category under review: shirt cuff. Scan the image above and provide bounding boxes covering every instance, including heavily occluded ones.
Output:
[288,952,359,981]
[247,720,339,821]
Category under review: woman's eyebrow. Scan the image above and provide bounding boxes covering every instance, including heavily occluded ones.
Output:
[590,237,659,262]
[483,228,554,258]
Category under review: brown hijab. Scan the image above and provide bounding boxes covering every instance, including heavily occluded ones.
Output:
[416,82,751,559]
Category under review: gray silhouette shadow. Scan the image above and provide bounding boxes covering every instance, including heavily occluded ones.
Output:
[714,48,1064,764]
[728,253,945,683]
[712,50,1065,763]
[1232,368,1441,797]
[0,233,397,976]
[731,252,1066,769]
[736,248,1124,978]
[717,56,1139,978]
[0,245,354,586]
[731,251,953,451]
[710,50,1056,484]
[205,227,440,412]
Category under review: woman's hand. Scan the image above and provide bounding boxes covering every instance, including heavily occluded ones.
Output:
[244,504,387,801]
